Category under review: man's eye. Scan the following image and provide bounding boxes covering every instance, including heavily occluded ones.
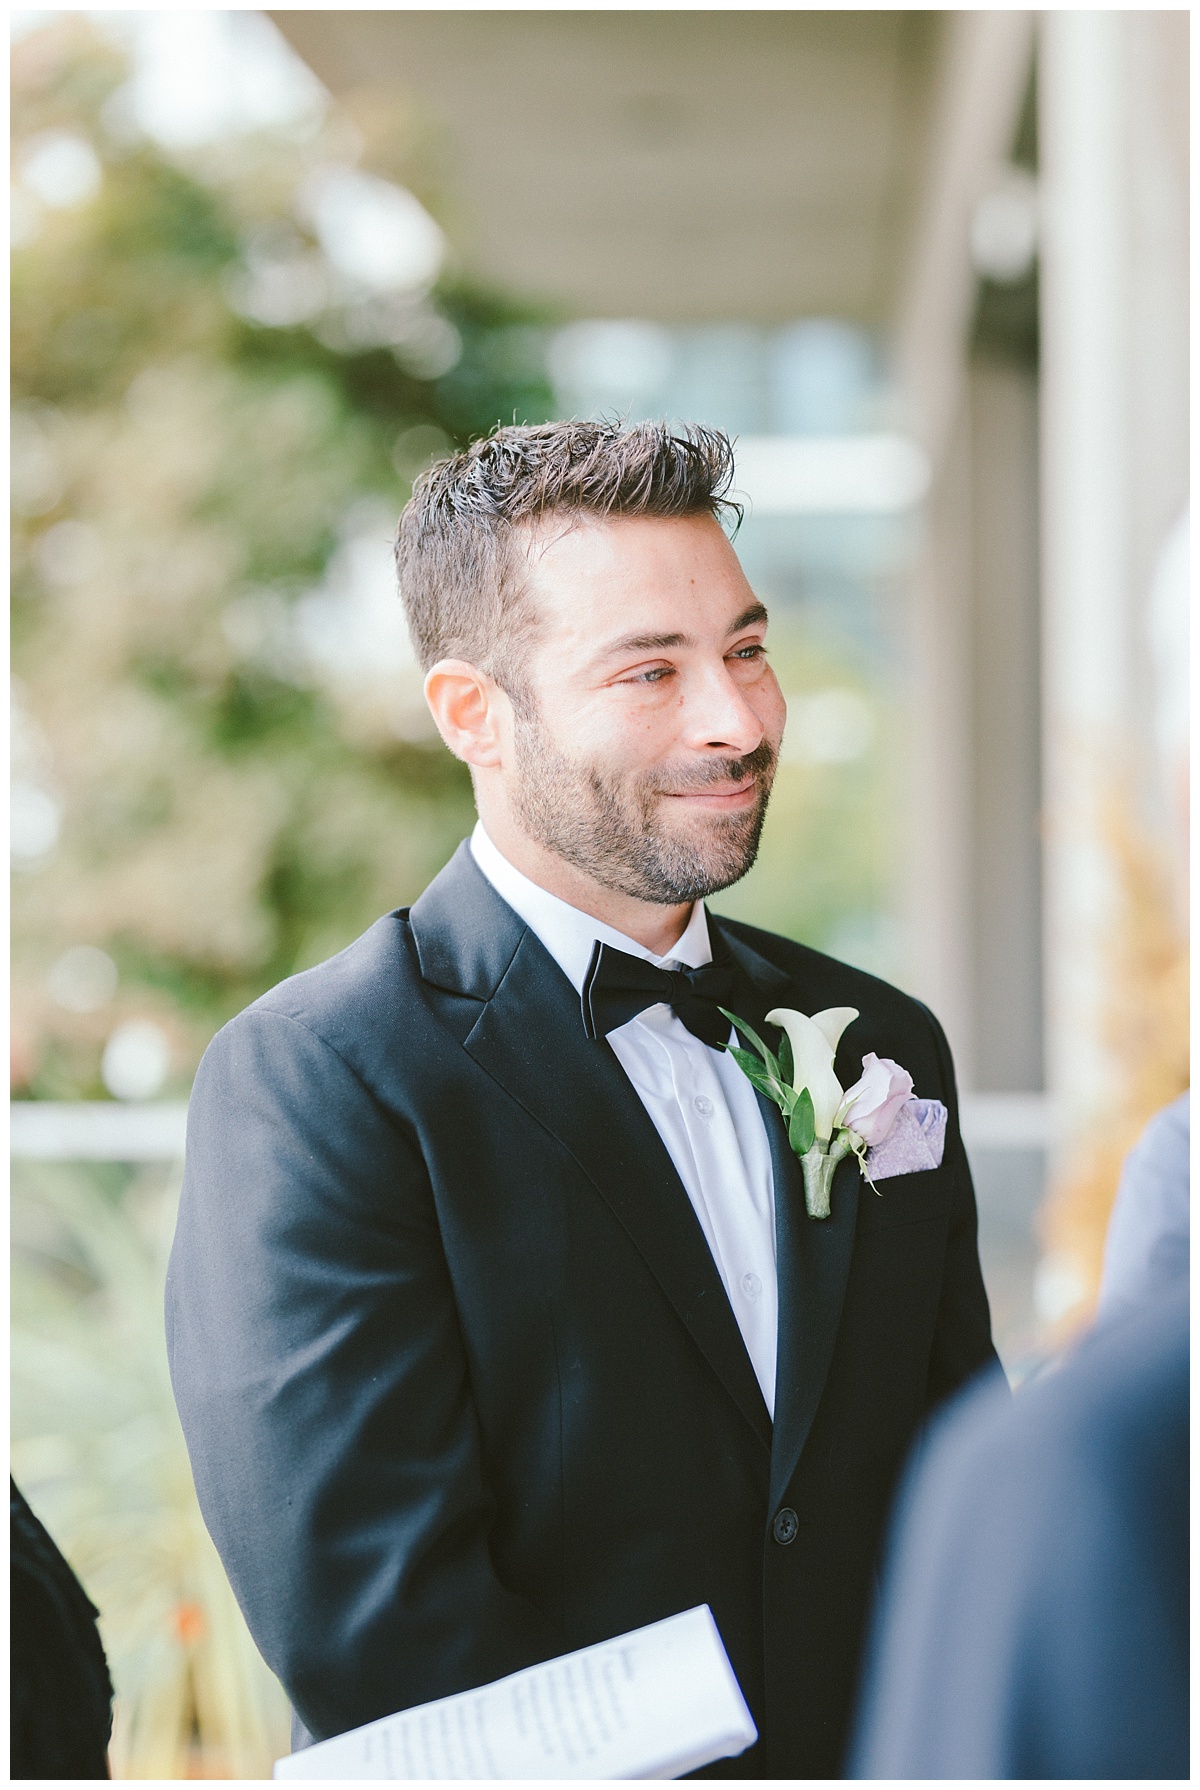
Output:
[620,665,673,685]
[730,643,766,661]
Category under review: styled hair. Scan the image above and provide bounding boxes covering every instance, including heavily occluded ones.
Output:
[394,419,740,692]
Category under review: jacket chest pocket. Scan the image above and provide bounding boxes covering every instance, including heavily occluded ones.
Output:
[854,1165,950,1232]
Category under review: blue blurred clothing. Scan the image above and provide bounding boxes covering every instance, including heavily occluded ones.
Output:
[1098,1091,1190,1321]
[849,1283,1189,1779]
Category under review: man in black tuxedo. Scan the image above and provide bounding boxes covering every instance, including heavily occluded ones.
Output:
[166,420,998,1776]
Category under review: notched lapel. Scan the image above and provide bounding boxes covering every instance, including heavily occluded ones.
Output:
[712,916,862,1508]
[461,929,773,1453]
[409,841,525,998]
[713,921,793,1019]
[766,1111,859,1510]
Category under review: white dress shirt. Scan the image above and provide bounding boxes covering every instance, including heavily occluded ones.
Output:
[470,821,780,1414]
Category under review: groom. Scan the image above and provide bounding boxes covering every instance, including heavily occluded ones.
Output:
[166,420,998,1776]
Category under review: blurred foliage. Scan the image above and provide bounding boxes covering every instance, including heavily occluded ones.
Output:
[709,616,895,960]
[10,14,559,1778]
[11,15,557,1102]
[11,19,902,1104]
[12,1162,290,1778]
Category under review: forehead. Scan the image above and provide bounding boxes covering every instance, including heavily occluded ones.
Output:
[519,512,756,638]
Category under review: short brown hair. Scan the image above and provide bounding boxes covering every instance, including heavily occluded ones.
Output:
[394,419,740,692]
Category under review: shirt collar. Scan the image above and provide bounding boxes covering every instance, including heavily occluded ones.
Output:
[469,819,712,996]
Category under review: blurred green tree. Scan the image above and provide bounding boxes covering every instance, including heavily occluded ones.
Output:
[11,15,559,1776]
[12,16,557,1101]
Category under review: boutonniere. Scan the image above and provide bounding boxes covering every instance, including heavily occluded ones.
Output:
[719,1005,927,1220]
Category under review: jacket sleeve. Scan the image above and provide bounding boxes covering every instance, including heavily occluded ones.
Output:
[164,1006,564,1743]
[917,1003,1005,1410]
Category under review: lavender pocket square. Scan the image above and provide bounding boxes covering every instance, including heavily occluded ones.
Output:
[864,1097,947,1180]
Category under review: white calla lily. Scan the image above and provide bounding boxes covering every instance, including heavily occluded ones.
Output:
[765,1005,859,1142]
[810,1007,861,1056]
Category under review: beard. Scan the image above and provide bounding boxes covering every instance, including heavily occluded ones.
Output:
[509,702,778,905]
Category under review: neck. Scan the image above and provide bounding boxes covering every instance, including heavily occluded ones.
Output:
[478,806,694,958]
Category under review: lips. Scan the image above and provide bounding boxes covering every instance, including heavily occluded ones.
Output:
[661,779,759,807]
[662,778,757,797]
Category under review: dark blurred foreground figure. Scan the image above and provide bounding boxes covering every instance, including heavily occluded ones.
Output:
[11,1479,113,1779]
[849,1280,1189,1779]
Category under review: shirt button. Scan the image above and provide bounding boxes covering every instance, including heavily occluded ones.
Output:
[773,1507,799,1546]
[741,1272,762,1301]
[694,1095,714,1118]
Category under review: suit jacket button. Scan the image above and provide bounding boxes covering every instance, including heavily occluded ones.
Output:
[772,1507,799,1546]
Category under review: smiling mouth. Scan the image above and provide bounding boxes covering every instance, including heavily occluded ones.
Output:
[661,779,758,805]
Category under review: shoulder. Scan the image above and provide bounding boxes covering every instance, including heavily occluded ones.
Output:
[1099,1092,1191,1316]
[1122,1092,1191,1198]
[1117,1092,1191,1204]
[853,1289,1188,1778]
[927,1288,1188,1524]
[258,910,416,1020]
[713,912,946,1048]
[203,910,423,1076]
[879,1292,1188,1648]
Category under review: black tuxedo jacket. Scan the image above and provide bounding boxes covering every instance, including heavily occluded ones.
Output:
[165,843,998,1776]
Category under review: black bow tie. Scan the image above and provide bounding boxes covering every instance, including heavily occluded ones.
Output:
[581,937,737,1050]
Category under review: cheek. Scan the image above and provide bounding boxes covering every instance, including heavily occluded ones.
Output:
[563,693,680,762]
[738,667,785,740]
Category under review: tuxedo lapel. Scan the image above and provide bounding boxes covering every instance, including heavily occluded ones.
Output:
[764,1107,859,1510]
[713,917,861,1510]
[410,847,773,1453]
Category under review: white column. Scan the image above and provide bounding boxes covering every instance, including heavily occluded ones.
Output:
[1037,12,1131,1146]
[891,11,1033,1080]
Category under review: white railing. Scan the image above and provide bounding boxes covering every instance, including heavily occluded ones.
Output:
[10,1095,1057,1161]
[11,1101,189,1160]
[957,1093,1059,1150]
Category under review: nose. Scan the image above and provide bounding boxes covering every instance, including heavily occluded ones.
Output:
[679,658,767,758]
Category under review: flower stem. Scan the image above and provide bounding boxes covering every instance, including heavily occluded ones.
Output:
[799,1133,853,1219]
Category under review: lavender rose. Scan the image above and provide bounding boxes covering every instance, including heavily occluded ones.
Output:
[837,1053,914,1146]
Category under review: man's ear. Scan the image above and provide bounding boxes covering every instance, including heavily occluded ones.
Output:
[424,659,510,768]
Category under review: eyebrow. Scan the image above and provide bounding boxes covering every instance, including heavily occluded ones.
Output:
[602,630,690,655]
[728,601,769,635]
[596,602,770,662]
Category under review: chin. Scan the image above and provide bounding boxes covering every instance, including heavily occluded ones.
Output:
[661,811,763,893]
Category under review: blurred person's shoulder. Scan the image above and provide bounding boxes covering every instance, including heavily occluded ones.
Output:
[1098,1090,1190,1319]
[913,1283,1189,1542]
[863,1291,1190,1639]
[851,1287,1188,1779]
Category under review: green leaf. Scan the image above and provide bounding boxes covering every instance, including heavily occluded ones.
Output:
[788,1086,816,1155]
[726,1045,767,1080]
[726,1047,785,1107]
[776,1029,794,1087]
[718,1007,782,1083]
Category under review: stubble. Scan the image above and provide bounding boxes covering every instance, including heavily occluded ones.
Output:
[510,703,778,904]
